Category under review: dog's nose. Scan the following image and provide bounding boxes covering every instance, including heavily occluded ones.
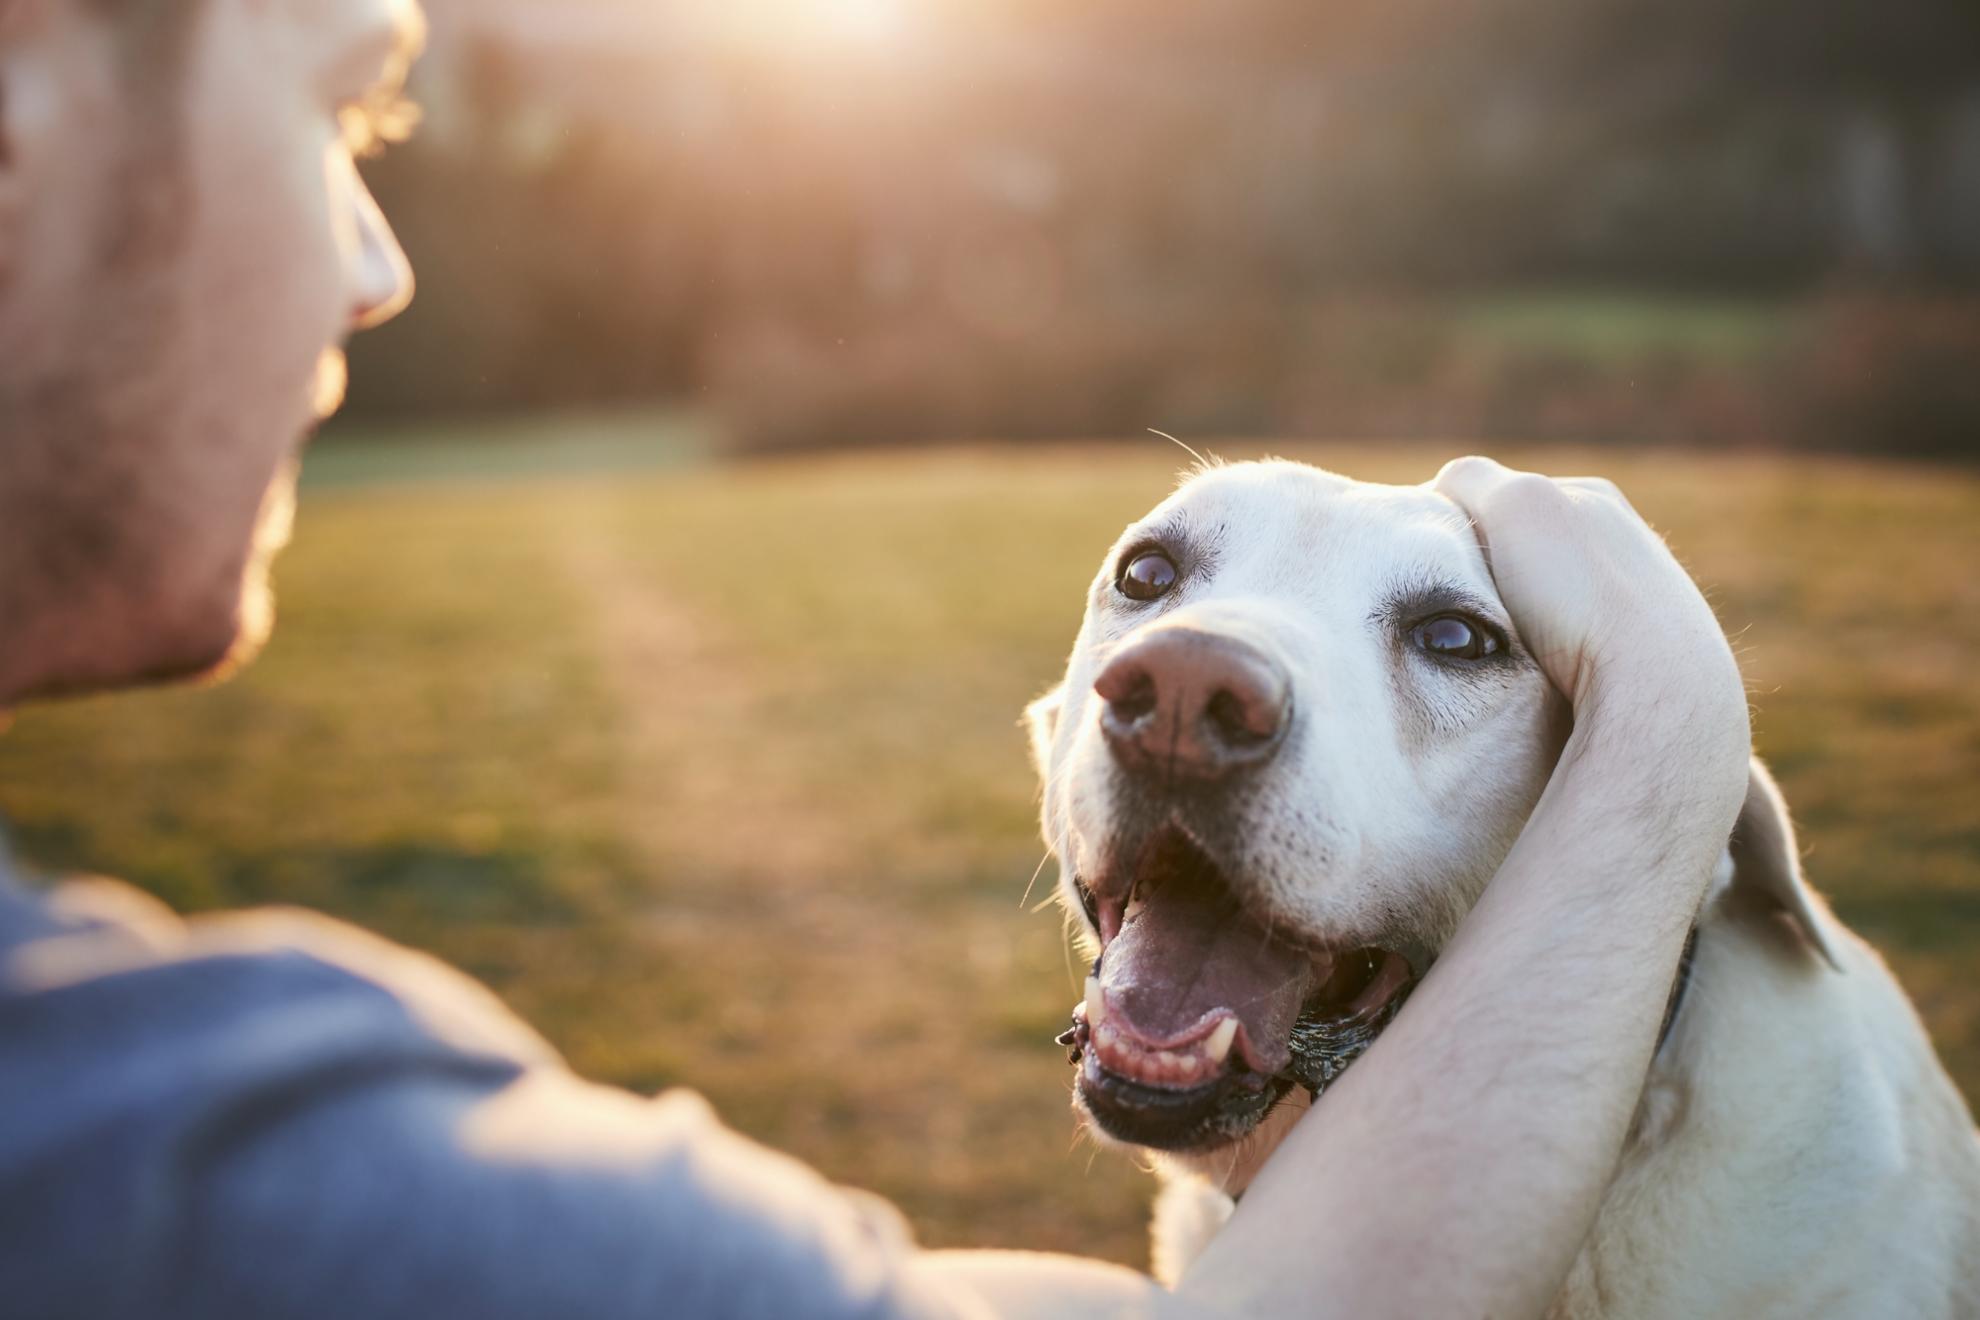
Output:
[1094,629,1290,782]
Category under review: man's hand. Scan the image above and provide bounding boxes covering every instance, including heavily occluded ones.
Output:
[1432,455,1751,828]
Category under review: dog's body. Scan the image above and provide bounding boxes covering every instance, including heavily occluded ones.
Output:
[1026,459,1980,1318]
[1554,890,1980,1319]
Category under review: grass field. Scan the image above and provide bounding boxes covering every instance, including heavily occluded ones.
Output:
[2,430,1976,1267]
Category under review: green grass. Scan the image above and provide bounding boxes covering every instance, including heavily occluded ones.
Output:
[304,406,714,488]
[1455,290,1794,365]
[1,432,1975,1267]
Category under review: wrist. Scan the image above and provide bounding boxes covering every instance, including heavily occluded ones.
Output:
[1573,625,1748,755]
[1555,651,1748,841]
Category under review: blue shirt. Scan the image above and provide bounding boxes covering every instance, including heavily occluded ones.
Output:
[0,845,959,1319]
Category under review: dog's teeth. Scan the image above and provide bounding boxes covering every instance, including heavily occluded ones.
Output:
[1204,1018,1238,1064]
[1094,1023,1118,1050]
[1124,893,1146,923]
[1084,977,1107,1027]
[1176,1053,1201,1081]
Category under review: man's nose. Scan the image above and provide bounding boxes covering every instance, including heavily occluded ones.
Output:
[1094,628,1291,783]
[347,178,414,331]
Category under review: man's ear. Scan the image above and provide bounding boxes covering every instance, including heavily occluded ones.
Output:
[1023,684,1065,784]
[1725,757,1844,971]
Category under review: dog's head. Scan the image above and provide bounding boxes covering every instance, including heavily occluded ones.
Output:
[1028,460,1573,1152]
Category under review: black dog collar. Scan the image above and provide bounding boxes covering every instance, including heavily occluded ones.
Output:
[1656,926,1701,1054]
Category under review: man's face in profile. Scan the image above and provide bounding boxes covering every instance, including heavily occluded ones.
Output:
[0,0,424,703]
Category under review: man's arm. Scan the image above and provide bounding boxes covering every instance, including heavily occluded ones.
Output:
[0,891,966,1320]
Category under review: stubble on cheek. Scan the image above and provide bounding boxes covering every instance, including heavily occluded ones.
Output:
[312,345,348,421]
[224,456,299,677]
[0,17,345,700]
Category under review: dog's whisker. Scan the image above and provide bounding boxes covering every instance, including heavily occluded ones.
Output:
[1218,1139,1243,1192]
[1018,848,1054,911]
[1147,427,1211,471]
[1060,907,1084,998]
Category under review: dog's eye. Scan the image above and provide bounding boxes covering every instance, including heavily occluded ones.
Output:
[1118,550,1180,602]
[1413,614,1500,660]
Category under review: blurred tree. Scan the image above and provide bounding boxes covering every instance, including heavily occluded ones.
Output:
[333,0,1980,459]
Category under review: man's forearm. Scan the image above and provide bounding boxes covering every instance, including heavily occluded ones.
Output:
[1178,682,1747,1319]
[911,1249,1214,1320]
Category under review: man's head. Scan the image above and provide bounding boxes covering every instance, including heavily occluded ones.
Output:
[0,0,424,704]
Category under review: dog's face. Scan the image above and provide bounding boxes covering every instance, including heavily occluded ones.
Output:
[1030,460,1571,1153]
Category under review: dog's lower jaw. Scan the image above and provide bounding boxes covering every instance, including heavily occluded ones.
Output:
[1133,982,1414,1197]
[1074,1049,1290,1153]
[1157,1087,1315,1198]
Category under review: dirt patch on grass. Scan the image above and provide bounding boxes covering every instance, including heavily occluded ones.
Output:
[557,503,858,884]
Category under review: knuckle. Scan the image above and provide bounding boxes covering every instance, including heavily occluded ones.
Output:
[1433,454,1500,490]
[1441,454,1497,478]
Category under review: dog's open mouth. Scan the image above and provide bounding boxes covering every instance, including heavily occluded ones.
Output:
[1060,826,1417,1151]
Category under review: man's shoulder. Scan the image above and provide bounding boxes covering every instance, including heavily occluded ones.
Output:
[0,864,956,1320]
[0,862,560,1070]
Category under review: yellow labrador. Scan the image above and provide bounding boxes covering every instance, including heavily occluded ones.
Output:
[1026,460,1980,1318]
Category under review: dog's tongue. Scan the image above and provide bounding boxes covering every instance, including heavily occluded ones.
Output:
[1097,850,1313,1073]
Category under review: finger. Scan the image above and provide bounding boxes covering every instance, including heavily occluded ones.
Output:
[1434,459,1625,512]
[1430,455,1584,528]
[1431,456,1527,558]
[1428,455,1519,514]
[1433,458,1581,542]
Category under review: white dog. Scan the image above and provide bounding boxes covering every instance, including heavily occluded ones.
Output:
[1025,459,1980,1319]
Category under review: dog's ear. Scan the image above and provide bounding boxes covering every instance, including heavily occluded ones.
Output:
[1726,757,1844,971]
[1024,684,1065,784]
